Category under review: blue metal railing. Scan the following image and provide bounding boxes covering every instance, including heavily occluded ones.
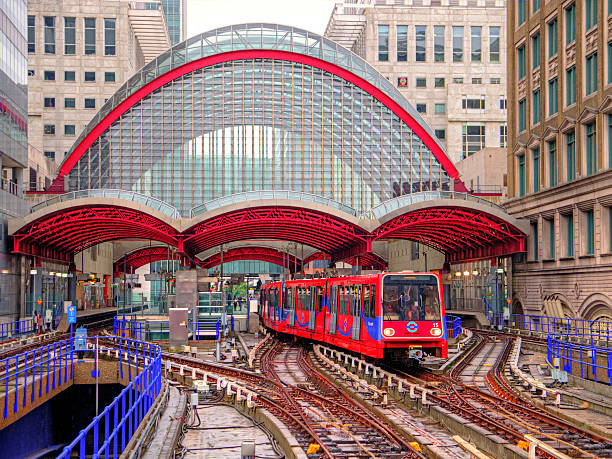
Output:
[58,336,162,458]
[114,316,227,341]
[0,318,35,341]
[2,337,73,421]
[548,333,612,385]
[445,315,461,339]
[488,313,612,337]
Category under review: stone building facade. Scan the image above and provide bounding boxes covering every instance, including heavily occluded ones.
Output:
[26,0,170,169]
[506,0,612,320]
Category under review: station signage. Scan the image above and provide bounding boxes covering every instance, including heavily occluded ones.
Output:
[397,77,408,87]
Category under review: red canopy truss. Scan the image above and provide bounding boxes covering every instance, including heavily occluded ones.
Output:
[200,247,301,273]
[12,203,526,266]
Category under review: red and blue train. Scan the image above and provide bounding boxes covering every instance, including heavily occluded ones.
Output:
[258,272,448,360]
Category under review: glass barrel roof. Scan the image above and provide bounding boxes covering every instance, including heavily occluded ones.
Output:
[62,23,447,167]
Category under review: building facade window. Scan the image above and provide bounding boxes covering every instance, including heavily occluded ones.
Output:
[434,26,445,62]
[452,26,463,62]
[532,221,539,260]
[566,66,576,105]
[64,124,76,135]
[500,124,508,147]
[608,41,612,83]
[28,16,35,53]
[43,124,55,135]
[471,26,482,62]
[416,103,426,113]
[104,18,116,56]
[518,98,526,131]
[533,0,541,13]
[472,77,482,84]
[548,219,555,259]
[84,18,96,55]
[44,16,55,54]
[548,18,557,57]
[566,130,576,180]
[565,3,575,44]
[416,78,426,87]
[44,151,55,161]
[586,210,595,255]
[491,77,501,84]
[64,97,75,108]
[435,129,446,139]
[548,78,558,115]
[64,17,76,54]
[434,103,446,114]
[462,97,485,110]
[462,123,485,158]
[518,0,526,25]
[532,89,540,124]
[396,25,407,62]
[434,77,445,87]
[43,97,55,108]
[567,213,574,257]
[518,45,526,79]
[532,33,540,68]
[549,139,557,187]
[64,70,75,81]
[489,27,501,62]
[415,25,426,62]
[84,71,95,82]
[586,0,598,30]
[586,121,597,175]
[609,115,612,168]
[84,98,96,109]
[44,70,55,80]
[500,97,507,109]
[533,147,540,192]
[104,72,116,82]
[586,52,598,95]
[453,77,463,84]
[518,154,526,196]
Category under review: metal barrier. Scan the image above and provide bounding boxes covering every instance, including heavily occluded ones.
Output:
[0,318,35,341]
[2,337,73,420]
[488,313,612,337]
[114,316,229,341]
[445,315,461,339]
[58,336,162,458]
[547,333,612,385]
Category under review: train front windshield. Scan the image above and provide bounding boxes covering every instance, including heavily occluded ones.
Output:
[382,275,441,321]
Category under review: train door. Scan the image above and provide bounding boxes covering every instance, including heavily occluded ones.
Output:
[351,284,362,340]
[329,284,337,334]
[288,287,296,326]
[308,287,316,330]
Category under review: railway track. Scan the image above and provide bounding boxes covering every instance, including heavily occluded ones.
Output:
[405,332,612,458]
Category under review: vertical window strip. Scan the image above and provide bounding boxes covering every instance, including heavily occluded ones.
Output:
[587,210,595,255]
[568,214,574,256]
[533,147,540,192]
[549,139,557,187]
[586,121,597,175]
[549,219,555,259]
[567,131,575,180]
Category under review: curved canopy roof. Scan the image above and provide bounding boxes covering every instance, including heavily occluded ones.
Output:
[61,23,454,176]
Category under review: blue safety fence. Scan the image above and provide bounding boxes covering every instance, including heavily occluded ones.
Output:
[548,333,612,385]
[2,337,74,421]
[488,313,612,337]
[445,315,462,339]
[114,316,234,341]
[0,318,35,341]
[58,336,162,458]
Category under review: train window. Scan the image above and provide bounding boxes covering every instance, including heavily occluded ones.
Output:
[363,285,370,318]
[331,285,338,315]
[299,287,303,311]
[309,287,315,312]
[370,285,376,318]
[317,287,324,312]
[348,286,354,316]
[339,286,345,315]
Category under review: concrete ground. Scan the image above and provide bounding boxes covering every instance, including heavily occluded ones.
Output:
[180,404,281,458]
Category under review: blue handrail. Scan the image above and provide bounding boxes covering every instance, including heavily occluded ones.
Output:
[114,317,223,341]
[0,318,35,341]
[488,313,612,337]
[445,315,461,339]
[57,336,162,458]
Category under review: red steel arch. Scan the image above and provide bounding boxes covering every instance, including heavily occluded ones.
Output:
[372,207,525,263]
[55,49,461,188]
[302,251,387,271]
[200,247,301,273]
[114,246,197,273]
[13,206,179,263]
[182,206,370,259]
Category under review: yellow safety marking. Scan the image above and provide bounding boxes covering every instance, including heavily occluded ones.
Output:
[483,363,492,367]
[306,444,321,454]
[409,442,422,452]
[517,440,529,451]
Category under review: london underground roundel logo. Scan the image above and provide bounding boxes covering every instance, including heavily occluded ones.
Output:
[406,322,418,333]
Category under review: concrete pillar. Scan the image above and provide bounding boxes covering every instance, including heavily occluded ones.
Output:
[68,263,77,306]
[11,167,22,191]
